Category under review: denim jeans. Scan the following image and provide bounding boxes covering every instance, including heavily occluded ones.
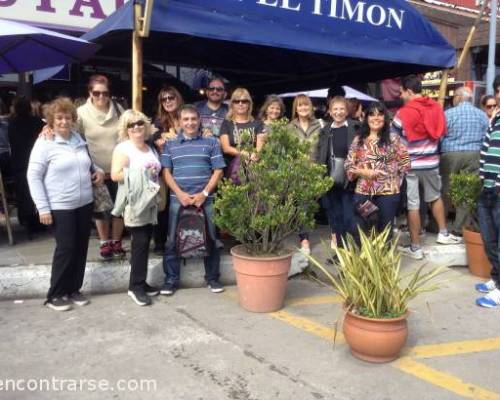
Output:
[322,187,354,247]
[477,189,500,286]
[162,197,220,286]
[352,193,400,242]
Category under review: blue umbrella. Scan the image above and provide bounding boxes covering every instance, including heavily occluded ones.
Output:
[0,18,99,74]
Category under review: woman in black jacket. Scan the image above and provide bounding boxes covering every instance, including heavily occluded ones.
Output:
[316,96,359,249]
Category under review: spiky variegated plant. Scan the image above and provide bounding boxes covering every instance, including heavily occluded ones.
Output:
[309,227,446,319]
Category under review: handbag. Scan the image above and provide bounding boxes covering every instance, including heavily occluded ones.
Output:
[85,145,113,213]
[328,135,346,186]
[355,198,379,221]
[225,155,241,185]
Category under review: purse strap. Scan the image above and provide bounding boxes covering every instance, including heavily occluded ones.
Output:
[328,130,336,159]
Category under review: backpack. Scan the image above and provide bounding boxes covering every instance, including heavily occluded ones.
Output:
[175,206,211,258]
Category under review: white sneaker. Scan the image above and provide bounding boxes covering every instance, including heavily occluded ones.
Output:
[475,279,497,293]
[398,245,424,260]
[436,232,463,245]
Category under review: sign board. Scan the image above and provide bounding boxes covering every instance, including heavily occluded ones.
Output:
[0,0,129,32]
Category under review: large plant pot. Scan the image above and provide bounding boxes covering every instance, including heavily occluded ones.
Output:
[343,309,409,363]
[231,244,292,313]
[462,228,492,279]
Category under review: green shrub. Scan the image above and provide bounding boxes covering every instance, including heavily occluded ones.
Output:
[449,172,482,231]
[214,119,333,255]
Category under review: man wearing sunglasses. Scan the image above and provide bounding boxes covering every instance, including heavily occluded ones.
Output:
[440,86,489,235]
[195,77,228,138]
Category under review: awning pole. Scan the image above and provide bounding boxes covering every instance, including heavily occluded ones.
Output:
[132,2,143,111]
[486,0,498,95]
[438,0,489,106]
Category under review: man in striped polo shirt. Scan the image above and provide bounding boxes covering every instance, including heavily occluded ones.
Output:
[160,104,226,296]
[475,76,500,308]
[392,75,462,260]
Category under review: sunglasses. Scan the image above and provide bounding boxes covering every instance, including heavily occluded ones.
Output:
[486,104,497,109]
[92,90,109,98]
[207,86,224,92]
[233,99,250,105]
[127,120,146,129]
[161,95,176,102]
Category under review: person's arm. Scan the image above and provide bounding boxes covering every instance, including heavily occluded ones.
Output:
[110,147,129,183]
[191,169,224,208]
[345,138,378,180]
[220,133,240,157]
[26,140,52,225]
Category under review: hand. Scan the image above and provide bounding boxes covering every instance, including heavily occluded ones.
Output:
[163,130,177,140]
[177,191,194,207]
[250,152,259,162]
[202,128,214,138]
[91,171,105,186]
[39,125,54,140]
[39,212,53,225]
[154,138,166,151]
[192,192,207,208]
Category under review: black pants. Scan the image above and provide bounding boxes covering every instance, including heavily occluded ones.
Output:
[129,224,153,291]
[153,208,168,249]
[48,203,93,300]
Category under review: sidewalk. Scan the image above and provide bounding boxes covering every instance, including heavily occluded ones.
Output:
[0,217,468,300]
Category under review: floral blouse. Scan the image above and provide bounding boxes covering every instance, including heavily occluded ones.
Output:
[345,133,410,196]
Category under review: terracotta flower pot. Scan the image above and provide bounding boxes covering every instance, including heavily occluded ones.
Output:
[343,309,409,363]
[231,244,292,313]
[462,228,492,279]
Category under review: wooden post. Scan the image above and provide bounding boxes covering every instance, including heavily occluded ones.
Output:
[437,0,489,106]
[132,2,143,111]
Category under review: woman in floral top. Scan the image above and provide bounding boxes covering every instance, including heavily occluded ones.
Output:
[345,102,410,236]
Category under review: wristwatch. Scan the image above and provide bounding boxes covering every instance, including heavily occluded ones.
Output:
[202,189,210,197]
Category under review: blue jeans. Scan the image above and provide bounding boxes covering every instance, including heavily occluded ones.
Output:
[322,187,354,247]
[352,193,400,241]
[477,189,500,286]
[162,197,220,286]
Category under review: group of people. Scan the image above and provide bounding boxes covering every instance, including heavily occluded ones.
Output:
[2,70,499,311]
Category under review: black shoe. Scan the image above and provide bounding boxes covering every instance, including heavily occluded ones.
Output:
[143,283,160,297]
[152,245,165,255]
[45,297,72,311]
[127,290,152,306]
[160,282,177,296]
[69,291,90,306]
[207,280,225,293]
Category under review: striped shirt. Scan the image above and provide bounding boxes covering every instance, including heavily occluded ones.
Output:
[391,113,440,170]
[161,131,226,198]
[442,102,488,153]
[480,113,500,188]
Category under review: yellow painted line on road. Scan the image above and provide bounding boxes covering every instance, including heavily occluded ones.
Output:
[394,357,500,400]
[269,310,345,343]
[406,337,500,359]
[286,295,342,306]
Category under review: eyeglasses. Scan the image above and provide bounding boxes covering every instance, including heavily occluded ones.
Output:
[161,95,176,102]
[486,104,497,109]
[127,120,145,129]
[92,90,109,98]
[207,86,225,92]
[233,99,250,105]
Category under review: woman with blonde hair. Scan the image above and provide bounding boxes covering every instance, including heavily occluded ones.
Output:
[111,110,161,306]
[258,95,286,126]
[288,94,323,254]
[28,97,104,311]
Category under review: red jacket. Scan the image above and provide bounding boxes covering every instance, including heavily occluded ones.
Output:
[398,97,446,142]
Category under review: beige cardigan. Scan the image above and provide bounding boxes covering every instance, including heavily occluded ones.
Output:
[76,98,123,173]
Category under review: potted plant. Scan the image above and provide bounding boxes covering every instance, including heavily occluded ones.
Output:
[449,172,492,278]
[214,119,332,312]
[308,227,445,363]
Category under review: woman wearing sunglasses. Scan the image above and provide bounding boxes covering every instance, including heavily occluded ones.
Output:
[219,88,266,180]
[111,110,161,306]
[345,102,410,240]
[151,86,184,254]
[481,95,497,120]
[76,74,126,261]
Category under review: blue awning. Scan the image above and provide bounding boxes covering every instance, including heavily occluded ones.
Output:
[81,0,455,93]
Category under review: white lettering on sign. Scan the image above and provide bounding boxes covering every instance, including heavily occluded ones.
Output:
[256,0,405,30]
[0,0,129,31]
